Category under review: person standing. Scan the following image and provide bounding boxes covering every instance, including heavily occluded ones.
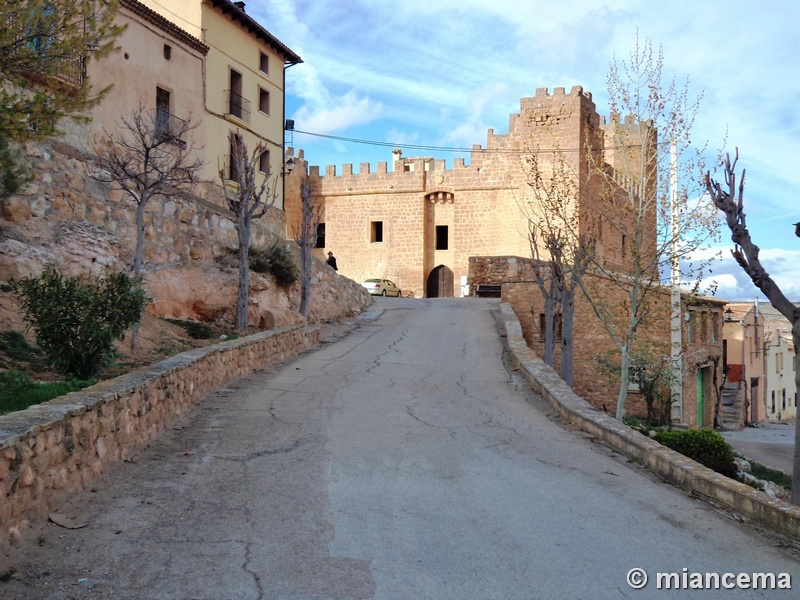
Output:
[325,251,338,271]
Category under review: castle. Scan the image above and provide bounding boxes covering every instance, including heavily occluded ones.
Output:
[284,85,645,298]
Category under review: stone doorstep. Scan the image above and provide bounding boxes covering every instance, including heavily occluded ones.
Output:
[498,303,800,542]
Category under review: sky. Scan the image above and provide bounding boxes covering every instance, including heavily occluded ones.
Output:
[247,0,800,302]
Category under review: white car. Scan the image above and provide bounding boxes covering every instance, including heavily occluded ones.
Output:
[362,278,402,297]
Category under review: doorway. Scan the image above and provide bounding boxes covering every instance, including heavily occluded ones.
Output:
[426,265,454,298]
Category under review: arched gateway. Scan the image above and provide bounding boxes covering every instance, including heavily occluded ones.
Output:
[426,265,454,298]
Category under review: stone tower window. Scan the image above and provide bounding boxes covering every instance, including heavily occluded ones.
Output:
[370,221,383,243]
[435,225,448,250]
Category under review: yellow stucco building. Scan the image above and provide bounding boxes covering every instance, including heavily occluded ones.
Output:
[136,0,301,205]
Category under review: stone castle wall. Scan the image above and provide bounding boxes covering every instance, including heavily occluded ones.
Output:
[284,86,633,298]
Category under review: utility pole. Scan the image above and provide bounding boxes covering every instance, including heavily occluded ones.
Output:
[670,140,684,424]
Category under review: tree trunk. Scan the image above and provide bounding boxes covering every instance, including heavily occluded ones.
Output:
[792,325,800,505]
[616,346,630,420]
[299,240,312,320]
[131,200,147,352]
[543,283,556,367]
[236,215,251,332]
[560,286,575,387]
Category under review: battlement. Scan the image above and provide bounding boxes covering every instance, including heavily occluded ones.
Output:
[290,85,614,182]
[519,85,594,111]
[300,149,475,180]
[600,113,655,130]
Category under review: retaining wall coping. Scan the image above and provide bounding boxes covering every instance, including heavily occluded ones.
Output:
[499,302,800,540]
[0,324,306,451]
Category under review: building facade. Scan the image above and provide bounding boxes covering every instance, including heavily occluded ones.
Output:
[724,302,798,423]
[139,0,301,206]
[764,329,797,421]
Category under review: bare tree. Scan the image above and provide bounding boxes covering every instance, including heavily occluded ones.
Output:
[91,105,203,348]
[704,149,800,505]
[571,37,719,420]
[219,132,279,331]
[522,149,590,386]
[292,179,322,321]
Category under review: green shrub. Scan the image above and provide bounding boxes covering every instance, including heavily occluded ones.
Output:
[222,243,299,287]
[164,318,213,340]
[10,267,148,379]
[0,330,43,363]
[0,370,95,414]
[653,429,738,478]
[251,242,298,287]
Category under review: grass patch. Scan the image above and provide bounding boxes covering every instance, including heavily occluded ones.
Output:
[0,370,95,415]
[746,459,792,492]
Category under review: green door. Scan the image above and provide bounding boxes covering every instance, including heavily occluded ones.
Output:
[697,369,704,428]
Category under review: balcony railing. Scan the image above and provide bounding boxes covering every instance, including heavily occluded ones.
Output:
[225,90,251,123]
[155,110,187,149]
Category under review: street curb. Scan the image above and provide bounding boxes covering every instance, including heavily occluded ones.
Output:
[499,303,800,541]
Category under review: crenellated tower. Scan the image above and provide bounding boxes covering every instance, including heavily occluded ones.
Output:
[283,85,654,297]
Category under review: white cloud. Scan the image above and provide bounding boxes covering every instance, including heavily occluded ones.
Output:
[292,90,382,135]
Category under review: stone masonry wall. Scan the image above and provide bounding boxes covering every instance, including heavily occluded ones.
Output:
[0,324,315,550]
[0,139,283,282]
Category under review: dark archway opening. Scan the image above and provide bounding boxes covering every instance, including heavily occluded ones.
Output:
[426,265,454,298]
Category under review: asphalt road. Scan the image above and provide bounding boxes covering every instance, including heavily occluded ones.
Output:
[2,298,798,599]
[722,421,796,475]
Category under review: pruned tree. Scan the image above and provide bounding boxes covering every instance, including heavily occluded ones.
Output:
[704,148,800,505]
[91,105,203,347]
[571,37,720,420]
[219,132,279,331]
[292,180,322,321]
[1,0,124,198]
[522,148,590,386]
[596,348,676,427]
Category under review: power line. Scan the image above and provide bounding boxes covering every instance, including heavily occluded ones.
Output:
[291,128,658,155]
[291,129,585,155]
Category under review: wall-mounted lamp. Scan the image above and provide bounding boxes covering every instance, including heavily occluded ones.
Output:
[284,157,295,175]
[724,308,734,322]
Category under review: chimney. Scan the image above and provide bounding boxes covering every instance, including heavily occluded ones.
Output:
[233,1,246,11]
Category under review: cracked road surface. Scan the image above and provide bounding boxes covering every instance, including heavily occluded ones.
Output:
[3,298,799,599]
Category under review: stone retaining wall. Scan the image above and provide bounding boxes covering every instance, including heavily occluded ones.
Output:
[499,303,800,541]
[0,324,316,549]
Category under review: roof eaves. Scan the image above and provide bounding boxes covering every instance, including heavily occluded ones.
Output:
[209,0,302,65]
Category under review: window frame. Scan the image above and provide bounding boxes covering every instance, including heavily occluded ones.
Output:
[259,51,269,75]
[370,221,384,244]
[258,86,270,116]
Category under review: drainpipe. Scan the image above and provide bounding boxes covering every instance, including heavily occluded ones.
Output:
[282,62,295,213]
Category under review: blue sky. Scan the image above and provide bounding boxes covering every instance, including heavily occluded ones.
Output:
[249,0,800,302]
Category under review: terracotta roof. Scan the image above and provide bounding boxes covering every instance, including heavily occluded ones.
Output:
[209,0,302,65]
